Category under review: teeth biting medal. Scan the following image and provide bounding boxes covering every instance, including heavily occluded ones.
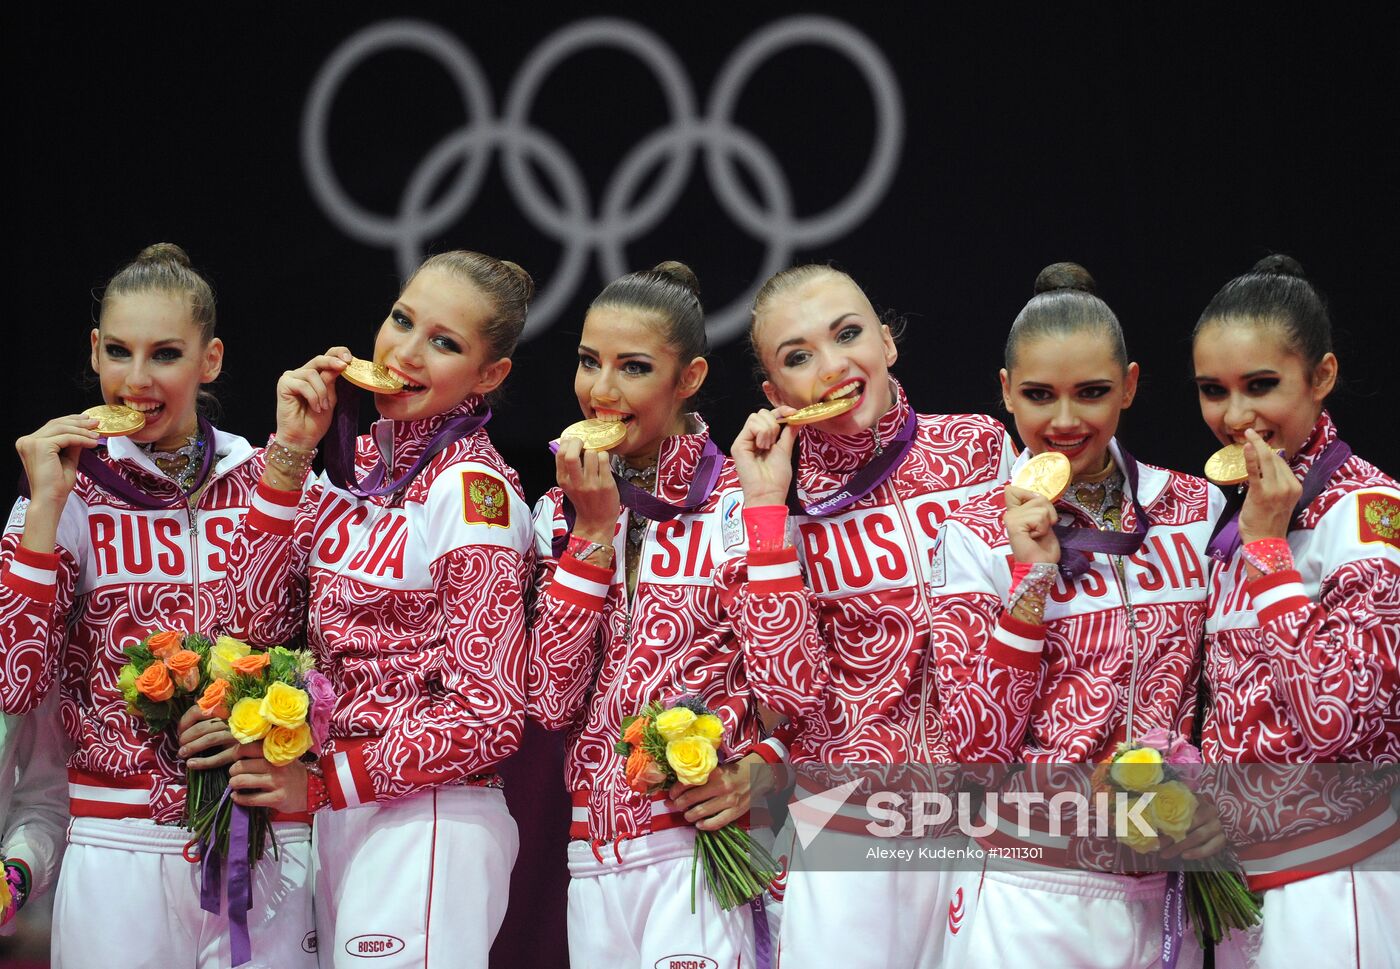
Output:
[779,392,860,426]
[559,417,627,451]
[1012,451,1072,501]
[83,404,146,437]
[1205,444,1248,486]
[341,357,406,394]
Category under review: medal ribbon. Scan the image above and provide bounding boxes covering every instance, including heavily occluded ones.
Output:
[196,790,254,967]
[797,408,919,517]
[1206,439,1352,563]
[1161,869,1186,969]
[547,437,725,556]
[324,380,490,498]
[19,414,218,510]
[1051,445,1151,579]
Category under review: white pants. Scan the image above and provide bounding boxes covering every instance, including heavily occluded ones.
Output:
[944,865,1203,969]
[773,825,958,968]
[566,825,770,969]
[52,816,315,969]
[313,785,518,969]
[1216,838,1400,969]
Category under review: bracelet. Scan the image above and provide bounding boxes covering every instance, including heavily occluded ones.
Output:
[566,534,614,568]
[1242,538,1294,576]
[267,439,317,480]
[1007,562,1057,625]
[305,771,330,814]
[0,860,29,926]
[743,505,789,552]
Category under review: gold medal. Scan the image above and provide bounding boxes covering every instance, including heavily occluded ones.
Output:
[559,418,628,451]
[82,404,146,437]
[1205,444,1248,486]
[341,357,405,394]
[779,395,859,426]
[1012,451,1072,502]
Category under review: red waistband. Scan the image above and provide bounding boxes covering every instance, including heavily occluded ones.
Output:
[68,768,311,825]
[567,788,701,841]
[1236,797,1400,892]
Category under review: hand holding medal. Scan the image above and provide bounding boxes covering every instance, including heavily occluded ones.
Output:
[1004,452,1070,565]
[731,405,800,508]
[553,429,622,545]
[273,347,354,452]
[1234,428,1302,543]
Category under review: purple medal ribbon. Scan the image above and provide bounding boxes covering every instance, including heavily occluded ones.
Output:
[1051,445,1150,579]
[798,408,919,517]
[19,414,218,510]
[750,894,773,969]
[1161,869,1185,969]
[324,380,490,498]
[197,790,254,967]
[547,437,725,556]
[1206,439,1352,563]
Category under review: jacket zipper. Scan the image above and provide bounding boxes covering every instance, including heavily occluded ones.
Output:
[883,480,938,760]
[1110,548,1141,745]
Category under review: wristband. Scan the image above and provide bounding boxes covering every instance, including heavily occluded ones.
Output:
[0,860,30,926]
[566,533,614,567]
[1007,562,1057,624]
[743,505,789,552]
[1242,538,1294,576]
[306,771,330,814]
[267,439,317,480]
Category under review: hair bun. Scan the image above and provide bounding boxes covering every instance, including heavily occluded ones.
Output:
[500,260,535,302]
[135,243,192,268]
[653,260,700,298]
[1034,262,1096,296]
[1251,253,1306,279]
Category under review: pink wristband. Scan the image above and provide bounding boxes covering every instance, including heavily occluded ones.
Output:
[744,505,789,552]
[1242,538,1294,575]
[1009,561,1035,594]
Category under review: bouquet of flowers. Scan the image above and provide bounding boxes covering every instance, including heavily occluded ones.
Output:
[119,631,335,865]
[1098,727,1263,946]
[617,696,780,912]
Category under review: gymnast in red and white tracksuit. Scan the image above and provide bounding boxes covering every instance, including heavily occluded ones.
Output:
[733,265,1021,968]
[0,244,315,969]
[527,263,807,969]
[1190,256,1400,969]
[223,251,536,969]
[934,263,1227,969]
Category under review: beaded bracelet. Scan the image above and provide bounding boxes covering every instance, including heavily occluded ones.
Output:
[0,860,29,926]
[1242,538,1294,576]
[266,439,317,480]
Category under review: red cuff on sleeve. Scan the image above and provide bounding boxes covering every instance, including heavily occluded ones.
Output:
[986,612,1047,672]
[1248,569,1311,624]
[746,547,804,594]
[247,481,301,536]
[2,545,62,603]
[548,554,614,612]
[319,738,377,810]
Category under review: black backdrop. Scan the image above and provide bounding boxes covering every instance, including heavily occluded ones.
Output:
[7,4,1397,964]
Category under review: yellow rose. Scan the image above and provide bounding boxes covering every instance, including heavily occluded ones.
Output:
[1110,746,1164,792]
[654,707,697,742]
[208,636,252,681]
[260,682,310,729]
[1145,781,1197,843]
[263,723,313,766]
[228,697,271,743]
[1117,795,1162,854]
[666,736,718,787]
[690,714,725,749]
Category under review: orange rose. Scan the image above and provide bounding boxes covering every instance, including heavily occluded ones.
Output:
[146,630,184,661]
[230,652,270,677]
[134,662,174,703]
[622,716,649,747]
[198,678,232,718]
[624,748,665,794]
[166,650,202,693]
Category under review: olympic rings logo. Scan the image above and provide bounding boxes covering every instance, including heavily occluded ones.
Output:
[302,16,903,345]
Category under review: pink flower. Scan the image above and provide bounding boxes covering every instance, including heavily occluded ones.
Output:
[302,670,336,750]
[1136,726,1203,787]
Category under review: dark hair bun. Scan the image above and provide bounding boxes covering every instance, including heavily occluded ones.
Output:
[500,259,535,302]
[1034,262,1096,296]
[1251,253,1306,279]
[136,242,192,268]
[653,260,700,298]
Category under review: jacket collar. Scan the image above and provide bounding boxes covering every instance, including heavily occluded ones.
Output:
[368,395,486,477]
[797,378,911,497]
